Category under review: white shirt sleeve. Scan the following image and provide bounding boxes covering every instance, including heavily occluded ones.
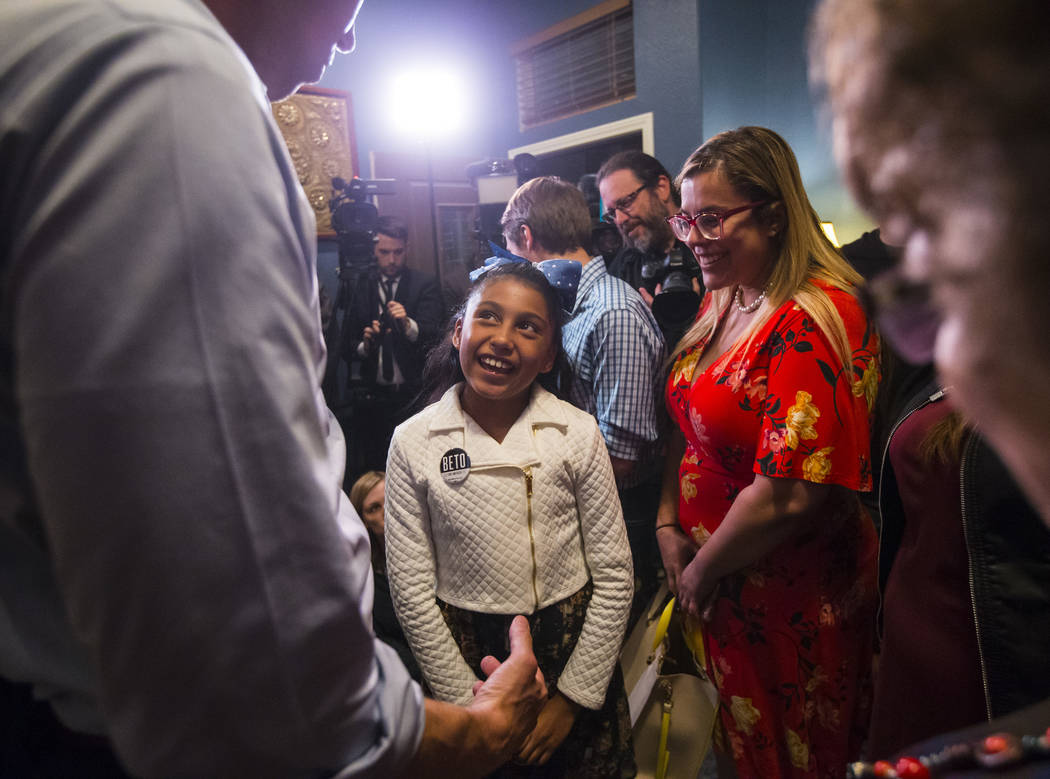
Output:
[385,431,480,704]
[403,316,420,342]
[2,4,422,776]
[555,419,635,709]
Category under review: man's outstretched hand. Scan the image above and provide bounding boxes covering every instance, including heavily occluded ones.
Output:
[469,615,547,759]
[407,616,546,778]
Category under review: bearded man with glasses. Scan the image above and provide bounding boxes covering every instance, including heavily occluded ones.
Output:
[597,153,676,257]
[597,151,705,345]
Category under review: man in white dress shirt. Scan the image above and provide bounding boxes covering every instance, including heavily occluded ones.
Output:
[0,1,544,776]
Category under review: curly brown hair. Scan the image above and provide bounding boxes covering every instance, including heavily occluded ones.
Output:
[810,0,1050,293]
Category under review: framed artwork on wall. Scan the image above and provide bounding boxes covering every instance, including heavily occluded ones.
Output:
[270,86,359,237]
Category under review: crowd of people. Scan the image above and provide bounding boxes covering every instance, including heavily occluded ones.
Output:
[338,116,1050,777]
[3,0,1050,778]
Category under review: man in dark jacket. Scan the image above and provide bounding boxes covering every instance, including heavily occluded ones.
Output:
[344,215,444,474]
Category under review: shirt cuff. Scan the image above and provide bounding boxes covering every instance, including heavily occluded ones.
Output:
[403,318,419,343]
[331,640,425,778]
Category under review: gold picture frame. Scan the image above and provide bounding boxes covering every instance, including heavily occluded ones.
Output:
[270,86,358,237]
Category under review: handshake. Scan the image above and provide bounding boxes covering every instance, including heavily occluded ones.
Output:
[413,615,549,777]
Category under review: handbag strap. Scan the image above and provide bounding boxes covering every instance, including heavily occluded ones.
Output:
[683,614,709,670]
[657,699,672,779]
[651,596,677,653]
[653,597,710,672]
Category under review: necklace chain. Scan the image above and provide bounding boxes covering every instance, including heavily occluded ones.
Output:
[734,284,768,314]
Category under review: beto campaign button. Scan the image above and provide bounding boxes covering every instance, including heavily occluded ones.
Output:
[439,448,471,483]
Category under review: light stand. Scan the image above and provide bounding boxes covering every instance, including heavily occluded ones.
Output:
[388,67,467,276]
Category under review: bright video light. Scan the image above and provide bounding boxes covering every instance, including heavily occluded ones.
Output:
[821,221,840,248]
[389,66,466,139]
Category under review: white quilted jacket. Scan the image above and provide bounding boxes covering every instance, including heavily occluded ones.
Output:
[385,383,633,709]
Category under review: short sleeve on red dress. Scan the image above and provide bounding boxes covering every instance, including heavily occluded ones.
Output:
[751,286,878,490]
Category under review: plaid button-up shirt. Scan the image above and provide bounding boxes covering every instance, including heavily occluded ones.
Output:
[562,257,666,487]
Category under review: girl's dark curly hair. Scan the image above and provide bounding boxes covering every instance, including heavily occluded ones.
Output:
[415,262,575,409]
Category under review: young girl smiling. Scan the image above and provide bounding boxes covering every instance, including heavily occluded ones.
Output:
[385,261,635,777]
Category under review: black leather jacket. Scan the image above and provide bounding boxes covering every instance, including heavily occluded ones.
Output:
[878,380,1050,719]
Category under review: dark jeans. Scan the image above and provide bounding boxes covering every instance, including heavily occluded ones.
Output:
[619,474,663,620]
[1,677,131,778]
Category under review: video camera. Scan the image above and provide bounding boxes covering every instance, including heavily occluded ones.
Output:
[643,245,702,335]
[591,220,624,262]
[596,229,702,336]
[328,176,397,275]
[321,176,399,406]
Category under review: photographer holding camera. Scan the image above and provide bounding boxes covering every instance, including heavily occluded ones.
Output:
[345,216,444,474]
[597,151,703,346]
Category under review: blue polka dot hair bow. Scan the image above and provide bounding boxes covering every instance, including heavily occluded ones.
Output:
[469,242,582,312]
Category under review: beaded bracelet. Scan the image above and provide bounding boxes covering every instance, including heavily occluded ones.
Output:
[848,727,1050,778]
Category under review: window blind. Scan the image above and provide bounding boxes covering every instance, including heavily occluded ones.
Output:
[515,4,635,129]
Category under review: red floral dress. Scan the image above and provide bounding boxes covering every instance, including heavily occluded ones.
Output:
[666,281,879,778]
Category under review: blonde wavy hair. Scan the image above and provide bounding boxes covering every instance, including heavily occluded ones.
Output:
[349,470,384,518]
[672,127,862,371]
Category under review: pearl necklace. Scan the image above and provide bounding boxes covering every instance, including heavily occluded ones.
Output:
[734,284,769,314]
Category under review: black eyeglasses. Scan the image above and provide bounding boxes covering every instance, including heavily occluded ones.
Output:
[601,183,649,223]
[666,201,771,241]
[857,267,940,365]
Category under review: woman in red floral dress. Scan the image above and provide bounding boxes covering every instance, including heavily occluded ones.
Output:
[656,127,879,778]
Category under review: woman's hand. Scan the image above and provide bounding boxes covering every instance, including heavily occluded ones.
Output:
[676,553,718,619]
[656,431,694,594]
[671,476,833,618]
[656,525,699,595]
[516,691,579,765]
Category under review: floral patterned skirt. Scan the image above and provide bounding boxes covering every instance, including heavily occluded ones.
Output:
[700,498,877,779]
[438,581,636,779]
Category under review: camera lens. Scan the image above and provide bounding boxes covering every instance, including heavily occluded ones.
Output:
[652,270,701,328]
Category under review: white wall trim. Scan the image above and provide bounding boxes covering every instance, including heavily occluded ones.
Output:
[507,112,654,159]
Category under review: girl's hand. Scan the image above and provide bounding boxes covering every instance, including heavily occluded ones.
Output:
[516,691,579,765]
[676,554,718,619]
[656,525,699,595]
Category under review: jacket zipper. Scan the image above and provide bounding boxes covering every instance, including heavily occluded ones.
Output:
[523,466,540,611]
[958,434,994,721]
[875,387,945,641]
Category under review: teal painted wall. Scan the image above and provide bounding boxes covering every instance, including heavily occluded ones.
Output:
[316,0,872,243]
[696,0,872,240]
[317,0,703,167]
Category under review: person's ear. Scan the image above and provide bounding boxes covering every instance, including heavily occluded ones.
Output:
[520,224,536,254]
[767,202,787,237]
[653,174,673,206]
[452,318,463,349]
[540,342,556,375]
